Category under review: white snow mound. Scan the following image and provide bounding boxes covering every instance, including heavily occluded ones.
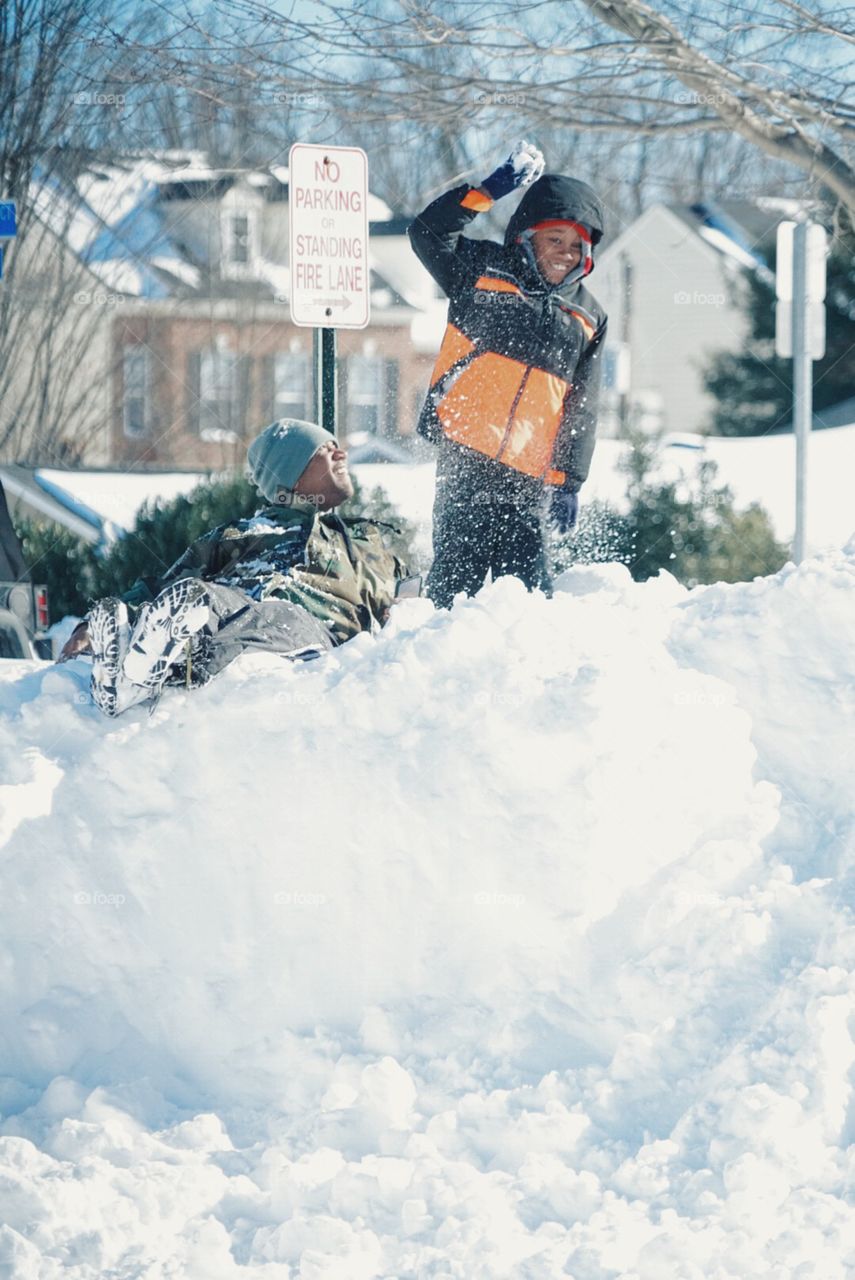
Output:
[0,550,854,1278]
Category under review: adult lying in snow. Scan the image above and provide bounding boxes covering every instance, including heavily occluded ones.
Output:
[58,420,411,716]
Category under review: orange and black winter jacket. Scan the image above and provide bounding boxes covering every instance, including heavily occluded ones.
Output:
[409,176,608,493]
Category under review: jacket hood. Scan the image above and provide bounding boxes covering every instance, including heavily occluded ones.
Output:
[504,174,605,246]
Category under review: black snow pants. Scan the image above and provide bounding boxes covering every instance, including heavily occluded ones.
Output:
[183,582,334,682]
[425,440,552,609]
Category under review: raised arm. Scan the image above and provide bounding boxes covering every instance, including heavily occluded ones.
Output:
[408,141,544,299]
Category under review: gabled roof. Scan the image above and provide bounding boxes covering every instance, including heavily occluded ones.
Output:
[30,152,400,306]
[0,465,208,548]
[599,197,811,288]
[597,202,727,272]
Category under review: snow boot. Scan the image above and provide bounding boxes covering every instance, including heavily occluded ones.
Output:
[88,598,151,717]
[122,579,212,692]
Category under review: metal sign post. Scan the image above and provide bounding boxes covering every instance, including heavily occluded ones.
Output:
[313,328,337,434]
[775,220,827,563]
[289,144,370,437]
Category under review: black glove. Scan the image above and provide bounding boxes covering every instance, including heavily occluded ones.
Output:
[550,487,579,534]
[480,140,545,202]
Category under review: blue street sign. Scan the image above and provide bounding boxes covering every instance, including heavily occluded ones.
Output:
[0,202,17,237]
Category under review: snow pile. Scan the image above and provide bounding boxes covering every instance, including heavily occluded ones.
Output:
[1,544,854,1277]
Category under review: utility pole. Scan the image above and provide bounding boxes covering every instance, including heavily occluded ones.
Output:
[775,220,827,563]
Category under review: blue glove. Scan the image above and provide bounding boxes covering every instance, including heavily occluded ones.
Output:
[550,487,579,534]
[480,140,545,202]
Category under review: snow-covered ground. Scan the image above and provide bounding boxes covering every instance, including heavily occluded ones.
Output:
[23,420,853,562]
[581,427,855,554]
[358,423,855,561]
[1,541,855,1277]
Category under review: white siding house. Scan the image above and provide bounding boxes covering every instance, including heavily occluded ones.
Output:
[593,204,758,436]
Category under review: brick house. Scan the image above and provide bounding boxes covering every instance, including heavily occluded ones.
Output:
[20,154,440,469]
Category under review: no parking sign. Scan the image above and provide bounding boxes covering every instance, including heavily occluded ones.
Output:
[288,144,370,329]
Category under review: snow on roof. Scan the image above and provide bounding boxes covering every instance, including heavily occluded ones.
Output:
[369,233,437,311]
[35,469,208,543]
[29,175,104,259]
[30,165,180,298]
[664,200,777,273]
[31,153,400,304]
[159,165,236,184]
[149,255,201,289]
[76,160,169,227]
[695,223,766,270]
[255,259,290,299]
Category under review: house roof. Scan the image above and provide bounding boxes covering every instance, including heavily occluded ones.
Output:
[602,197,820,285]
[0,466,208,547]
[30,153,402,308]
[0,465,105,544]
[596,202,727,273]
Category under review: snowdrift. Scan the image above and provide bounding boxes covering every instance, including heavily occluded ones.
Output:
[1,545,854,1278]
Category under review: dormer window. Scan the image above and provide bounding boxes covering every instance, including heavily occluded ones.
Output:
[221,206,258,276]
[228,213,251,265]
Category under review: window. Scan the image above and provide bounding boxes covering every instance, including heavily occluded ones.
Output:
[123,347,149,438]
[346,355,385,434]
[195,350,241,440]
[188,346,251,440]
[228,213,251,266]
[222,209,257,272]
[273,352,312,421]
[199,348,237,438]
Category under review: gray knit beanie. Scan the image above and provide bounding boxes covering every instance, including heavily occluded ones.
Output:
[247,419,336,503]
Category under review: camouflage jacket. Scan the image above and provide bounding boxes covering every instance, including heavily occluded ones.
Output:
[124,504,410,646]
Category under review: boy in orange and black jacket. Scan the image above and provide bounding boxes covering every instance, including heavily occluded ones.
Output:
[409,142,608,607]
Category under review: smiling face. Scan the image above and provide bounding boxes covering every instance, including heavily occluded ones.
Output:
[530,225,584,285]
[293,438,354,511]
